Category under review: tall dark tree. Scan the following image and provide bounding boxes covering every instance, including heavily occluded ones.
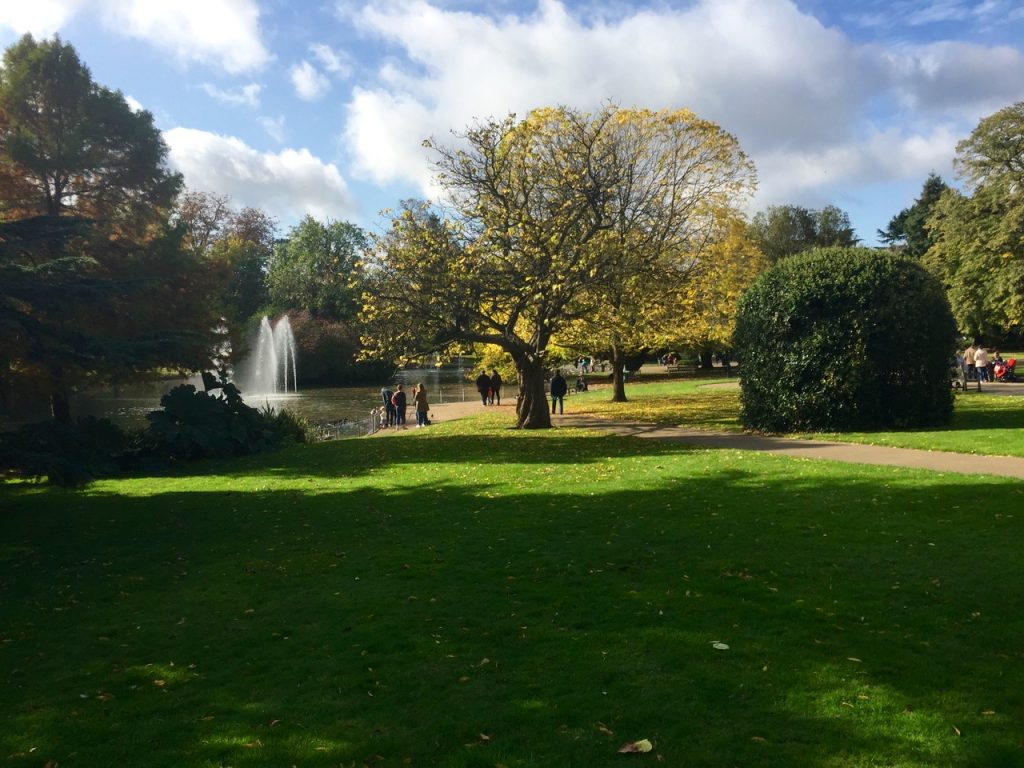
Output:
[267,215,367,321]
[923,102,1024,339]
[878,173,949,258]
[748,203,859,263]
[218,206,275,325]
[0,35,218,422]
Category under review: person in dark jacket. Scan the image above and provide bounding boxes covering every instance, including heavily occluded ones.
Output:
[391,384,407,428]
[381,386,396,427]
[475,371,491,405]
[489,370,503,405]
[550,371,567,414]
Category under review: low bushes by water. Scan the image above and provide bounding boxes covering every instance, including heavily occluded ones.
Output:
[0,382,310,485]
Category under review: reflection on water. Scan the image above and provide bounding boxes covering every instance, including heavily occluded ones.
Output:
[1,367,474,434]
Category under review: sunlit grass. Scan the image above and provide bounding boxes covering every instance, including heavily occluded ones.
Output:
[3,412,1024,766]
[571,378,1024,457]
[570,378,743,431]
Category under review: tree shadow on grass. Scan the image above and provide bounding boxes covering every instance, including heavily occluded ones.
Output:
[2,454,1023,767]
[35,423,710,487]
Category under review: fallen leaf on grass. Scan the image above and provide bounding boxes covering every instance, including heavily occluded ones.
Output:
[953,726,961,737]
[712,642,730,651]
[751,736,766,742]
[847,657,862,663]
[598,722,614,736]
[618,739,654,754]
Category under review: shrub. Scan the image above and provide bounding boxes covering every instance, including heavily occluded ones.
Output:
[261,406,311,444]
[734,247,956,431]
[144,382,280,461]
[0,382,305,485]
[0,417,136,486]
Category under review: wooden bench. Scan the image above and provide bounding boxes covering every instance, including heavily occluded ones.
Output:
[664,363,699,375]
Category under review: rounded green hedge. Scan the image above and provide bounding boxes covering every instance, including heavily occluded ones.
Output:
[734,247,956,432]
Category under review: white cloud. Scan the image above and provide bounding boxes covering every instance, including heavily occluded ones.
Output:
[290,60,331,101]
[343,0,875,187]
[0,0,269,73]
[341,0,1021,226]
[201,82,262,108]
[755,125,960,204]
[124,94,145,113]
[0,0,85,36]
[345,87,436,190]
[310,42,353,78]
[164,127,358,223]
[883,41,1024,116]
[102,0,269,73]
[259,115,287,143]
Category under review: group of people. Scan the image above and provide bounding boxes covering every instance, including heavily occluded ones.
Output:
[378,366,575,428]
[475,370,504,405]
[474,366,577,415]
[961,342,995,384]
[380,382,431,429]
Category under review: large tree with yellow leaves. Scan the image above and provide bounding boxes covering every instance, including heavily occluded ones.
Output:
[362,105,755,427]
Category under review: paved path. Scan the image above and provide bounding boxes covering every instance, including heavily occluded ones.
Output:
[419,398,1024,480]
[554,413,1024,479]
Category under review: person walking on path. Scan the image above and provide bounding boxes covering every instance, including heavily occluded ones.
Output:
[489,370,503,405]
[475,371,491,406]
[550,370,568,415]
[381,386,396,428]
[391,384,407,428]
[414,383,430,427]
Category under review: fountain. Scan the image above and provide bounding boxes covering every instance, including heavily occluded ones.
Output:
[235,315,298,394]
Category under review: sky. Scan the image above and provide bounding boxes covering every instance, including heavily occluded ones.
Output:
[2,0,1023,244]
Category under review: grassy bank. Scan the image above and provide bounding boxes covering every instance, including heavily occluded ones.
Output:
[571,378,1024,457]
[2,412,1023,767]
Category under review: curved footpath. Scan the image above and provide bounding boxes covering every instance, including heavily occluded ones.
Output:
[425,400,1024,480]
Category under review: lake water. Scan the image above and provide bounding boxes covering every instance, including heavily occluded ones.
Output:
[1,367,477,436]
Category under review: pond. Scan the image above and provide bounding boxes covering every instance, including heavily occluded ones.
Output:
[1,367,477,437]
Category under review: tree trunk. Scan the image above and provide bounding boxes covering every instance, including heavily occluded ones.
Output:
[610,345,628,402]
[699,350,714,369]
[50,390,72,424]
[514,355,552,429]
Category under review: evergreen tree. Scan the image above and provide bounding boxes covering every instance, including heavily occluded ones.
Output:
[0,35,218,422]
[878,173,949,258]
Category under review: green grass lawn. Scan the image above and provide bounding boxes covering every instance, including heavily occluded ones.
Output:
[3,412,1024,767]
[571,378,1024,457]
